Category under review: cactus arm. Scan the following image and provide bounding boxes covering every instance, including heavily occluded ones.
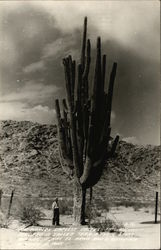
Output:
[55,99,73,167]
[61,99,73,161]
[102,54,106,91]
[106,62,117,127]
[83,39,91,155]
[63,57,81,179]
[82,39,91,82]
[80,156,92,184]
[58,144,73,178]
[81,16,87,71]
[80,37,103,185]
[62,98,68,112]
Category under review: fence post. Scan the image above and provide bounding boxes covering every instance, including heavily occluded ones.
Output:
[155,191,158,223]
[7,190,14,218]
[0,189,2,208]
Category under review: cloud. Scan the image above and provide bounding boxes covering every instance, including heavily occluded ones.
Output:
[123,136,139,145]
[32,105,51,112]
[23,61,45,73]
[23,36,79,75]
[0,35,18,67]
[0,81,59,104]
[0,1,159,145]
[0,102,56,124]
[31,1,159,61]
[42,37,75,59]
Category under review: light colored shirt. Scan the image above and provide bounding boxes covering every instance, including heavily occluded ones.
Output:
[52,201,59,209]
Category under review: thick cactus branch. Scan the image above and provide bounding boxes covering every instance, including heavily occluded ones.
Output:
[102,54,106,90]
[107,62,117,126]
[55,99,72,166]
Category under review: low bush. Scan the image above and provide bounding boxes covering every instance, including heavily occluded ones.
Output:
[19,203,45,225]
[0,210,8,228]
[116,201,135,207]
[91,217,124,234]
[133,204,142,211]
[115,201,148,210]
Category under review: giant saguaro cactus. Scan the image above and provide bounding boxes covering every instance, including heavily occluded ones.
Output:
[55,17,119,224]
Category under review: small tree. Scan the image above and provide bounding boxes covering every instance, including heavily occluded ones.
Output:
[55,17,119,225]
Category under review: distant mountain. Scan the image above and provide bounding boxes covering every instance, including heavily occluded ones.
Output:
[0,120,160,204]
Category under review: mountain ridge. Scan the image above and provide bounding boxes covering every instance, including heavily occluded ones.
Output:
[0,120,160,204]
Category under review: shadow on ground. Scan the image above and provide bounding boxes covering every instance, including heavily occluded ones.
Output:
[140,220,160,224]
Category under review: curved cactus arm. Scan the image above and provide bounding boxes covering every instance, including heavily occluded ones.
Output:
[106,62,117,127]
[80,156,92,184]
[55,99,73,167]
[61,99,73,161]
[58,145,73,178]
[62,98,68,112]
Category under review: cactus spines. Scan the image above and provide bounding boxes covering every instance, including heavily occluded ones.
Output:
[55,17,119,224]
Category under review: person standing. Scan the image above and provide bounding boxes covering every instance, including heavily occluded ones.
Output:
[52,198,60,225]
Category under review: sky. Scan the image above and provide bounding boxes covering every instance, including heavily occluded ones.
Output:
[0,0,160,145]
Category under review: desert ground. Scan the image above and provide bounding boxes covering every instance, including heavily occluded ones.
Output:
[1,206,160,249]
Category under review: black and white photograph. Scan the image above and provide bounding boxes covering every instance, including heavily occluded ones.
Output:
[0,0,160,249]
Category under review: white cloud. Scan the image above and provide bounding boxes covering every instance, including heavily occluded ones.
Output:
[23,37,79,72]
[0,81,59,124]
[0,102,56,124]
[31,1,159,61]
[123,136,139,145]
[32,105,51,112]
[42,37,78,60]
[0,1,159,68]
[0,81,59,104]
[23,61,45,73]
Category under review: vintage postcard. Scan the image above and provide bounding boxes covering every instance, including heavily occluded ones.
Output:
[0,0,160,249]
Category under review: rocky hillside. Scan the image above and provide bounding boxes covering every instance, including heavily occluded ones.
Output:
[0,120,160,204]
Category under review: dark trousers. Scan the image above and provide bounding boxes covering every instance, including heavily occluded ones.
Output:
[52,208,59,225]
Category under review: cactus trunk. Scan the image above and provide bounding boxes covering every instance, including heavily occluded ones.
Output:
[55,17,119,224]
[73,180,86,225]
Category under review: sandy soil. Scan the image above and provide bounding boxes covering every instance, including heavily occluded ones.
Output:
[0,207,160,249]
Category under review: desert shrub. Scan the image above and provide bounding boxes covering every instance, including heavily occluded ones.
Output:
[59,199,73,215]
[115,201,151,211]
[133,204,142,211]
[116,201,135,207]
[116,201,146,209]
[0,210,8,228]
[91,217,124,234]
[19,203,45,225]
